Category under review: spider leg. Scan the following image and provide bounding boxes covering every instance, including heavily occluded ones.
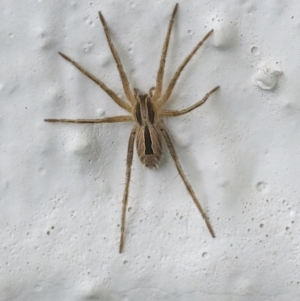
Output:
[44,116,133,123]
[158,122,215,238]
[58,52,132,113]
[119,126,137,253]
[161,86,219,117]
[158,29,214,110]
[149,87,155,98]
[99,12,135,105]
[152,3,178,104]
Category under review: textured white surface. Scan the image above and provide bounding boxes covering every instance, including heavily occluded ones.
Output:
[1,0,300,300]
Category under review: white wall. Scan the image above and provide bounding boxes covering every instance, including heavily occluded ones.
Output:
[1,0,300,300]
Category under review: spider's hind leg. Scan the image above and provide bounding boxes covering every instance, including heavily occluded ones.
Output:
[158,122,215,238]
[119,126,137,253]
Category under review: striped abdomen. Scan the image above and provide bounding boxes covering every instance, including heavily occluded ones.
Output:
[134,93,162,168]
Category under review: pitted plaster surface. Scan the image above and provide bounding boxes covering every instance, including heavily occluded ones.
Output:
[1,0,300,300]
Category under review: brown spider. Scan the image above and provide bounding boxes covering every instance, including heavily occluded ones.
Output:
[45,3,220,253]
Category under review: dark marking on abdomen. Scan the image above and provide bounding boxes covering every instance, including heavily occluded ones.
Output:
[144,126,153,155]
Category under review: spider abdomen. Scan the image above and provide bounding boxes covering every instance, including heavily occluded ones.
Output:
[136,125,162,168]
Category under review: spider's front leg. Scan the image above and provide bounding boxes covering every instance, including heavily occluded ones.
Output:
[152,3,178,104]
[158,29,214,110]
[98,11,135,105]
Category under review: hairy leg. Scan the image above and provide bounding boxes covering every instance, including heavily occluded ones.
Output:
[158,122,215,238]
[99,12,135,105]
[158,29,214,109]
[59,52,132,113]
[152,3,178,104]
[44,116,133,124]
[161,86,219,117]
[119,126,137,253]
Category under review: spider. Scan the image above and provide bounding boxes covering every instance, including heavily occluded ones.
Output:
[45,3,220,253]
